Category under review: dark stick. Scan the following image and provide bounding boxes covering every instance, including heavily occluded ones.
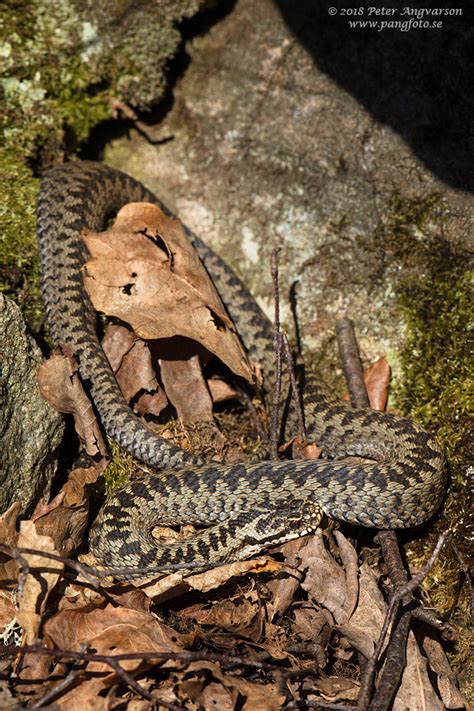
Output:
[0,643,324,681]
[335,317,369,408]
[376,532,452,635]
[0,543,222,582]
[367,610,412,711]
[270,248,283,459]
[334,318,448,711]
[106,656,185,710]
[30,667,84,709]
[359,532,448,711]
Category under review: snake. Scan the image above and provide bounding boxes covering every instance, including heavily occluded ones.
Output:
[37,161,447,577]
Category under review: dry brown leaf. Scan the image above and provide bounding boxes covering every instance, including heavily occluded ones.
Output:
[207,378,239,403]
[15,654,59,698]
[266,537,308,621]
[16,521,63,643]
[181,660,286,711]
[279,436,322,460]
[305,676,360,702]
[342,355,390,410]
[37,352,107,462]
[393,631,445,711]
[32,466,100,556]
[200,682,235,710]
[160,352,214,423]
[0,502,21,581]
[422,636,468,709]
[292,607,331,647]
[298,531,359,627]
[102,323,168,418]
[299,531,388,659]
[44,604,183,656]
[185,591,263,640]
[57,581,105,614]
[142,556,282,601]
[336,561,387,659]
[364,356,391,410]
[105,586,152,614]
[82,202,252,383]
[43,604,184,705]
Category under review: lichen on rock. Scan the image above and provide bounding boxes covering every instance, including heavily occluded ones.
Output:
[0,0,207,323]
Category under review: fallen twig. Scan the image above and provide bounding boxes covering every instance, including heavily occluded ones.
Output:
[0,543,206,587]
[334,318,449,711]
[335,317,369,408]
[359,532,449,711]
[0,642,324,686]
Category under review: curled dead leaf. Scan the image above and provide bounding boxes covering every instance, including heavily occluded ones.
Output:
[180,660,286,711]
[32,466,100,556]
[82,202,252,383]
[142,556,282,602]
[102,323,168,418]
[43,604,185,704]
[304,676,360,702]
[159,347,214,424]
[37,352,107,463]
[16,521,63,643]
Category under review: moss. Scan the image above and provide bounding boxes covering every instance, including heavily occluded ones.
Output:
[396,248,471,464]
[382,194,473,691]
[102,441,136,495]
[0,151,42,323]
[0,0,205,321]
[388,193,442,233]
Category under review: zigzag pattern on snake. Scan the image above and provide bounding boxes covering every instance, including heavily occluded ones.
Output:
[37,161,447,577]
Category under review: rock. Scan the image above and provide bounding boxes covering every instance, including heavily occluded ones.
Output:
[0,295,64,514]
[105,0,472,384]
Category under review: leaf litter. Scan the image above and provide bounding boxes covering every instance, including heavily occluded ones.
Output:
[0,203,467,709]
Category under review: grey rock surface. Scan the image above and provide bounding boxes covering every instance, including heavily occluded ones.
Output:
[0,295,64,514]
[105,0,472,382]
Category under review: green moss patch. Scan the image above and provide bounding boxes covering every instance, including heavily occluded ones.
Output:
[0,0,201,323]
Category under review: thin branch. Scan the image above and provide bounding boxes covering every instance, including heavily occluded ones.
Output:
[367,609,412,711]
[30,667,83,709]
[1,642,323,683]
[106,656,185,710]
[0,544,100,588]
[376,532,455,637]
[270,248,283,459]
[30,643,89,709]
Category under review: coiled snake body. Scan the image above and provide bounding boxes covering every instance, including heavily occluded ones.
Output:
[37,162,447,576]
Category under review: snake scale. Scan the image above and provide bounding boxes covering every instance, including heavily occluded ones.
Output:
[37,161,447,577]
